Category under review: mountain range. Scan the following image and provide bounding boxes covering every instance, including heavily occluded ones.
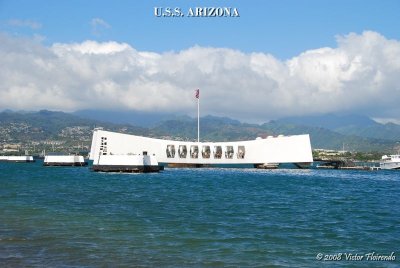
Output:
[1,110,399,153]
[276,114,400,141]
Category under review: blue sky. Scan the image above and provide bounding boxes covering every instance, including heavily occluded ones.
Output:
[1,0,400,122]
[1,0,399,59]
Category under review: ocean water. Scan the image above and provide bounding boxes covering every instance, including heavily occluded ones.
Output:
[0,161,399,267]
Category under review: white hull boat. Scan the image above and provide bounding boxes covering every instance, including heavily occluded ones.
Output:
[92,154,162,173]
[44,155,87,166]
[380,155,400,170]
[0,156,35,162]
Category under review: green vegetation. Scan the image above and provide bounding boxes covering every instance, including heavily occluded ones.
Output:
[0,110,398,157]
[0,110,152,155]
[313,150,384,162]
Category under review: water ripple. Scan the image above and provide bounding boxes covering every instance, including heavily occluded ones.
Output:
[0,162,399,267]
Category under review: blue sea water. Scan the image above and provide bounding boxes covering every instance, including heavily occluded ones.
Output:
[0,161,399,267]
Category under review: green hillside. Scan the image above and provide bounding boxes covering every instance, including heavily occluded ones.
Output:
[0,110,398,154]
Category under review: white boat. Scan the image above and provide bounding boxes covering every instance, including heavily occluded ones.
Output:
[255,163,279,169]
[92,154,162,173]
[89,129,313,168]
[44,155,87,166]
[0,156,35,162]
[380,155,400,170]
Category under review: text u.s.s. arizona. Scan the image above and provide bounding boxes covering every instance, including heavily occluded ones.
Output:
[154,7,240,18]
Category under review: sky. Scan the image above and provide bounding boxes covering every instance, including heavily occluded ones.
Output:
[0,0,399,123]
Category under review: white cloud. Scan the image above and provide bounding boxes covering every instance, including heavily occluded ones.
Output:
[0,31,399,122]
[7,19,42,29]
[373,117,400,125]
[90,18,111,36]
[52,40,131,55]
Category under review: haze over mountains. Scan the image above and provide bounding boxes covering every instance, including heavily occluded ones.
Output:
[73,109,175,128]
[275,114,400,142]
[1,109,399,152]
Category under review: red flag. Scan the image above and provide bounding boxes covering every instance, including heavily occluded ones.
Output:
[195,89,199,99]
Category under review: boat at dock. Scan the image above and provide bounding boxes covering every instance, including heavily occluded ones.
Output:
[316,159,380,171]
[44,155,88,166]
[255,163,279,169]
[92,154,163,173]
[0,156,35,162]
[380,155,400,170]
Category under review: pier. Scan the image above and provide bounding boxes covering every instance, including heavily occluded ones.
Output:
[314,158,380,170]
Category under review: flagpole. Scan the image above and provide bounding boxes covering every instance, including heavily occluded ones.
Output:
[197,93,200,143]
[195,89,200,142]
